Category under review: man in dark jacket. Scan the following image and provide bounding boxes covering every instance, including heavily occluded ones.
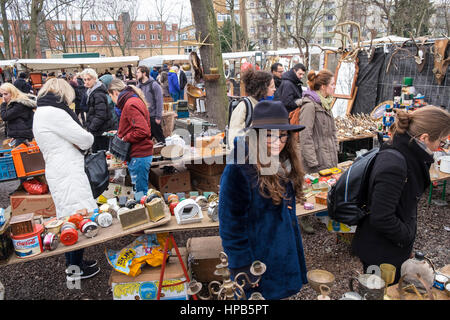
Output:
[271,62,284,89]
[82,68,113,152]
[14,72,32,94]
[274,63,306,113]
[136,66,165,143]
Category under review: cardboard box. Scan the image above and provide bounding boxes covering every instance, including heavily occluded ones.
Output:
[190,171,222,193]
[149,165,191,194]
[186,236,223,283]
[109,248,189,300]
[186,163,226,176]
[315,192,328,206]
[10,191,56,217]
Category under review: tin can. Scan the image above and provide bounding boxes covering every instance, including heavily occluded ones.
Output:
[304,203,315,210]
[96,212,113,228]
[81,221,99,238]
[433,274,448,291]
[68,214,84,229]
[61,222,77,232]
[45,219,63,235]
[114,185,122,196]
[125,199,137,209]
[60,228,78,246]
[167,194,179,204]
[43,233,59,251]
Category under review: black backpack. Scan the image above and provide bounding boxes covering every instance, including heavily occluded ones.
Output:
[225,97,253,145]
[327,147,405,226]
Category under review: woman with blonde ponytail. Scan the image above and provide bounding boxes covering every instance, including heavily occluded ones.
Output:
[108,79,153,194]
[352,106,450,284]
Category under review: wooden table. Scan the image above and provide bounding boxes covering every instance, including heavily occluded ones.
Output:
[0,194,327,267]
[430,166,450,183]
[337,133,376,143]
[386,265,450,300]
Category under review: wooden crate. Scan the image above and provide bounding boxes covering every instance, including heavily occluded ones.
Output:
[149,165,191,194]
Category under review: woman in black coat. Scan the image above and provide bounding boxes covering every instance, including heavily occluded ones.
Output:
[352,106,450,283]
[0,82,37,147]
[81,68,113,152]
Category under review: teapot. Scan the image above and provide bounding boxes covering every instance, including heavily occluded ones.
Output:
[400,251,435,294]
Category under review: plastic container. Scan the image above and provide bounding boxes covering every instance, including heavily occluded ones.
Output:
[11,141,45,178]
[0,149,17,181]
[10,224,44,258]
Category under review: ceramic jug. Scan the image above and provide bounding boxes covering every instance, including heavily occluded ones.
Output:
[349,273,385,300]
[400,251,435,293]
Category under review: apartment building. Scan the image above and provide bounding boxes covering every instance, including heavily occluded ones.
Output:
[1,13,179,59]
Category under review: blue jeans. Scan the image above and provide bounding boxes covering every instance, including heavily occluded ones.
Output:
[128,155,153,194]
[171,92,180,102]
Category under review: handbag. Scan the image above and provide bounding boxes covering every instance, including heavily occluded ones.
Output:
[109,134,131,162]
[84,150,109,199]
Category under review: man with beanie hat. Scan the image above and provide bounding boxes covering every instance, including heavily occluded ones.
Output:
[14,72,32,94]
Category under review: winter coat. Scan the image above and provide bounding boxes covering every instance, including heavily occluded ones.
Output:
[76,77,88,112]
[0,95,37,140]
[227,96,258,146]
[33,93,97,219]
[178,70,187,90]
[298,92,338,173]
[13,78,32,94]
[168,70,180,94]
[150,70,159,81]
[274,75,282,89]
[85,82,113,136]
[99,74,119,130]
[158,71,170,97]
[274,69,303,113]
[219,138,308,300]
[137,78,163,120]
[352,133,433,268]
[117,88,153,159]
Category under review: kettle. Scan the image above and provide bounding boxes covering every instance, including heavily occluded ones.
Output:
[400,251,435,294]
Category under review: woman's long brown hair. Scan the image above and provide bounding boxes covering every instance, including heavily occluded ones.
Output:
[251,131,305,206]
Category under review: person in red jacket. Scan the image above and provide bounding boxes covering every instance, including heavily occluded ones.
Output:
[108,79,154,194]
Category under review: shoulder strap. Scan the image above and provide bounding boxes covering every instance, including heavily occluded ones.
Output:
[243,97,253,128]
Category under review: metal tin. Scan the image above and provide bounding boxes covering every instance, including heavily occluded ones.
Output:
[45,219,63,235]
[207,193,219,203]
[78,219,90,232]
[207,201,219,222]
[195,196,208,209]
[68,214,84,229]
[125,199,137,209]
[167,194,179,204]
[433,274,448,291]
[81,221,99,238]
[43,233,59,251]
[60,228,78,246]
[146,193,160,203]
[304,203,315,210]
[96,212,113,228]
[61,222,77,232]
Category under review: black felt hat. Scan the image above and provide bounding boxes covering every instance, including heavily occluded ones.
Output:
[249,100,305,132]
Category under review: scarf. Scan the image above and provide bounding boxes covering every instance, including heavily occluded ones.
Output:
[37,92,82,127]
[116,86,139,110]
[86,81,103,105]
[316,91,334,111]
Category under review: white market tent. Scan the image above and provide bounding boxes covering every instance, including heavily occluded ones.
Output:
[139,55,190,68]
[360,35,409,46]
[16,56,140,72]
[0,60,17,67]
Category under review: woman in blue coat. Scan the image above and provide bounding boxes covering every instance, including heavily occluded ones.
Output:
[219,100,308,300]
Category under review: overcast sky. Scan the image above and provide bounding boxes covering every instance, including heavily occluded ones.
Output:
[136,0,193,26]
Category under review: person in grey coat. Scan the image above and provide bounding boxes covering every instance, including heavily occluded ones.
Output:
[136,65,165,143]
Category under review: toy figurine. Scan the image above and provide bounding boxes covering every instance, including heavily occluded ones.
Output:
[382,105,395,137]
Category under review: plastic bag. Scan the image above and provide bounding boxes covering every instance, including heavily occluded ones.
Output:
[22,178,49,195]
[105,233,172,277]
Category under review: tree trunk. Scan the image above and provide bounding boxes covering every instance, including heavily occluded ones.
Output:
[239,0,248,50]
[29,0,44,58]
[0,0,11,59]
[190,0,229,130]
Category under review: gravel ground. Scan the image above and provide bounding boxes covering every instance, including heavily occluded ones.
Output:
[0,137,448,300]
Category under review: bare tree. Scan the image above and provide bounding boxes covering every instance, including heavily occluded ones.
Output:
[0,0,12,59]
[256,0,283,50]
[93,0,139,56]
[152,0,175,55]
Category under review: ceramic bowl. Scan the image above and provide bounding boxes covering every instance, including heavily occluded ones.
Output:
[307,269,335,293]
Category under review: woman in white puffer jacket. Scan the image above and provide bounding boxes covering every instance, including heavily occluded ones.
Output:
[33,78,100,280]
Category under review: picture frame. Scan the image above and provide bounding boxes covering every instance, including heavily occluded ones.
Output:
[333,56,359,99]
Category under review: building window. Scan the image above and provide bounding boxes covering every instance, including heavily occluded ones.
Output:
[91,35,97,41]
[98,24,102,30]
[150,34,155,40]
[55,23,64,31]
[166,24,172,31]
[137,24,145,30]
[107,24,115,30]
[55,35,65,41]
[90,24,96,30]
[149,24,154,30]
[109,35,116,41]
[139,34,146,40]
[250,27,255,34]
